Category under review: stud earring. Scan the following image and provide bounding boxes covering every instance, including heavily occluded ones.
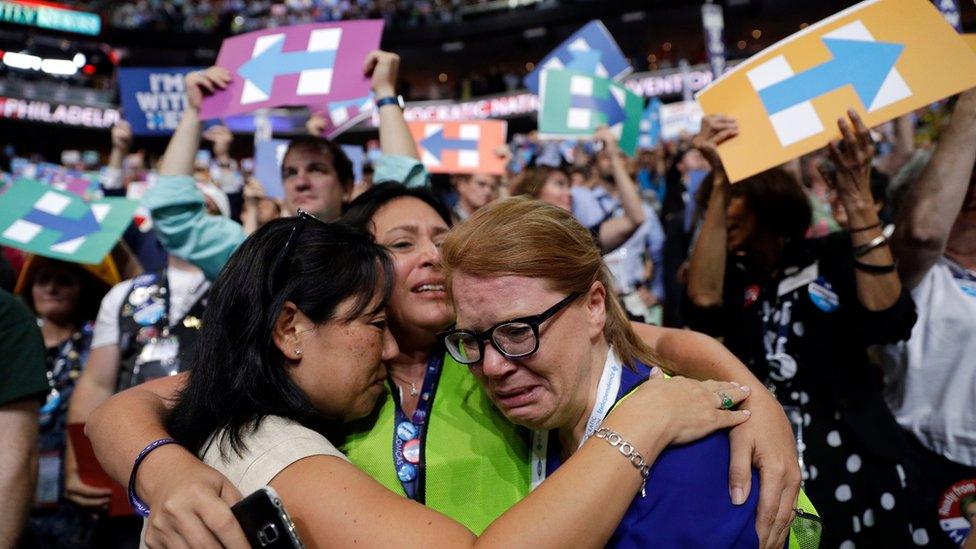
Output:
[295,348,303,357]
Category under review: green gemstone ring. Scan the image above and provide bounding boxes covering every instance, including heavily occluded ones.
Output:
[719,391,734,410]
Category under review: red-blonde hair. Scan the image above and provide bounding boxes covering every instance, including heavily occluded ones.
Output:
[441,196,664,370]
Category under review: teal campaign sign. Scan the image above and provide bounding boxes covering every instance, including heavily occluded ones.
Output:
[538,69,644,155]
[0,180,138,265]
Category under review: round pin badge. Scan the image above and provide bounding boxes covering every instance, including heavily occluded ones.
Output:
[397,463,417,482]
[402,439,421,464]
[743,284,761,308]
[128,286,150,307]
[133,301,165,326]
[938,479,976,546]
[808,277,839,313]
[396,421,417,441]
[136,326,159,343]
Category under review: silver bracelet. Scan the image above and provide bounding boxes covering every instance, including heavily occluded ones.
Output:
[594,427,651,497]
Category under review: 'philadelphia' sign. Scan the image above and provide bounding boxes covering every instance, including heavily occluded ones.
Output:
[0,0,101,36]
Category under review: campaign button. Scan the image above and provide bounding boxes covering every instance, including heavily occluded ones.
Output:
[396,421,417,441]
[133,301,165,326]
[808,278,839,313]
[397,463,417,482]
[403,439,421,464]
[128,286,150,307]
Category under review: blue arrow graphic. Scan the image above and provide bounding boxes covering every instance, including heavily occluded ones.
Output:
[566,49,602,74]
[758,38,904,115]
[571,92,627,126]
[420,129,479,159]
[237,37,338,96]
[23,208,100,244]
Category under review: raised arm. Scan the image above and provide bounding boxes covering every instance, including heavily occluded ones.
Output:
[686,115,738,308]
[632,322,799,549]
[824,110,901,311]
[365,51,419,161]
[0,399,39,547]
[893,88,976,289]
[593,126,646,251]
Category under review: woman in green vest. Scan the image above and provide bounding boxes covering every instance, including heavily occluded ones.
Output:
[87,183,804,548]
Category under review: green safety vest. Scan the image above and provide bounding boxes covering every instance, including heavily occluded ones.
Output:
[339,353,531,534]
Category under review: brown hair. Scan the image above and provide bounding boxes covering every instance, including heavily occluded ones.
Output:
[510,166,566,199]
[441,196,664,371]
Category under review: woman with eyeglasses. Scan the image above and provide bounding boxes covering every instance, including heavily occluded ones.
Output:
[88,183,805,546]
[90,214,752,547]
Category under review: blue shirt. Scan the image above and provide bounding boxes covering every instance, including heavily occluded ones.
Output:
[545,364,761,548]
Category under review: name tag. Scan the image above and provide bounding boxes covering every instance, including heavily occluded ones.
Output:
[778,262,819,297]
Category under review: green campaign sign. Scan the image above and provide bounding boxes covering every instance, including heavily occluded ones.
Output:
[538,69,644,155]
[0,180,136,265]
[0,0,101,36]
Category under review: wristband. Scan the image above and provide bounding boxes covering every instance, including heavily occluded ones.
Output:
[128,438,178,517]
[593,427,650,497]
[375,95,404,109]
[849,221,882,233]
[852,234,888,258]
[853,259,897,274]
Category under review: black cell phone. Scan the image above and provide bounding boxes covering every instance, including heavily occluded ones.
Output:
[230,487,304,549]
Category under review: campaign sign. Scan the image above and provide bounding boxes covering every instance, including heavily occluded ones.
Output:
[638,97,663,148]
[341,145,366,183]
[659,101,704,141]
[118,67,202,136]
[200,21,384,119]
[325,95,374,138]
[538,69,643,156]
[0,180,138,265]
[254,138,290,199]
[409,120,507,175]
[697,0,976,182]
[525,20,631,95]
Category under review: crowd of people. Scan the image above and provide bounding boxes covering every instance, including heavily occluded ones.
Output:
[1,39,975,549]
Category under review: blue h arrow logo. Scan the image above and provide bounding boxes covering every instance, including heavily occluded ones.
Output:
[23,208,100,244]
[420,129,478,159]
[758,38,904,115]
[571,92,627,126]
[238,37,337,96]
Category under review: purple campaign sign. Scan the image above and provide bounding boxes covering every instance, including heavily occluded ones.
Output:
[200,20,384,120]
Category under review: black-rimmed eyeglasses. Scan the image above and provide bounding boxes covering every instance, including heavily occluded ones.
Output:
[439,292,583,365]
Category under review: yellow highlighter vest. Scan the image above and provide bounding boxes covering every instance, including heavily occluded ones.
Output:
[339,352,530,533]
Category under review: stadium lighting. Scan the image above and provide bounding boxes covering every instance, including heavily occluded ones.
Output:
[41,58,79,76]
[3,51,42,70]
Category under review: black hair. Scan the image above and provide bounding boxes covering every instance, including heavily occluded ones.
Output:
[166,218,394,457]
[343,182,453,231]
[282,136,355,189]
[21,258,107,327]
[730,167,813,242]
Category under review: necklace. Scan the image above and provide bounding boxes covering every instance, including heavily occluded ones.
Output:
[390,374,420,397]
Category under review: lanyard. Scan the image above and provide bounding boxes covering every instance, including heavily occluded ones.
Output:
[529,348,622,490]
[391,351,443,502]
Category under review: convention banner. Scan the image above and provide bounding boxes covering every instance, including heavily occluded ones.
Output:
[0,179,137,265]
[697,0,976,182]
[201,20,384,119]
[524,20,631,95]
[118,67,203,136]
[539,69,643,155]
[409,120,508,175]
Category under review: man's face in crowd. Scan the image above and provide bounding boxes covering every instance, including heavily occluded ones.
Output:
[457,174,496,211]
[282,144,348,221]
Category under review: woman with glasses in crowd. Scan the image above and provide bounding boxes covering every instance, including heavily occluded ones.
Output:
[88,214,752,547]
[89,183,805,547]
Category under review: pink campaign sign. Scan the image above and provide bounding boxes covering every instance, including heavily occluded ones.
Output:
[200,20,384,119]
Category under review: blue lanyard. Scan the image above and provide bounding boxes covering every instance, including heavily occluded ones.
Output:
[391,351,443,502]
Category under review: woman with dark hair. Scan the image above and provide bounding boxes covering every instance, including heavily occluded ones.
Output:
[685,112,920,547]
[15,255,118,547]
[91,214,751,548]
[89,182,807,547]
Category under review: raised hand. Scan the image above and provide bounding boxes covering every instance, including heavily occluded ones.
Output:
[692,114,738,178]
[185,67,233,112]
[363,50,400,98]
[823,109,876,212]
[111,120,134,152]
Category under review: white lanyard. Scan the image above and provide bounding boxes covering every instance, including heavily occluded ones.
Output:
[529,348,623,490]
